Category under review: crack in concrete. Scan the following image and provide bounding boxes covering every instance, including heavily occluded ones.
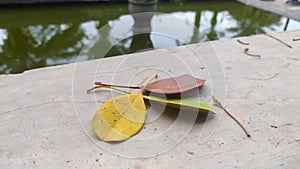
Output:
[244,63,290,81]
[0,100,104,115]
[244,73,279,81]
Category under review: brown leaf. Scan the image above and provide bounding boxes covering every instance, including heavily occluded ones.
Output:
[142,74,205,95]
[92,74,205,98]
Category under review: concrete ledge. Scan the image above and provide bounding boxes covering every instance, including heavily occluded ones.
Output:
[237,0,300,21]
[1,30,300,168]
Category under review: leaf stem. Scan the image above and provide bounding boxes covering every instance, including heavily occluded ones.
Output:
[87,74,158,94]
[141,73,158,91]
[94,82,140,89]
[212,96,251,138]
[87,85,131,94]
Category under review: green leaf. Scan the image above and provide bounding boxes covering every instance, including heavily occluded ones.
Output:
[143,95,215,113]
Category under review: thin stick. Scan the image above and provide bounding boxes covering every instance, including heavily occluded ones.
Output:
[237,39,249,45]
[141,73,158,91]
[243,48,261,58]
[293,38,300,41]
[87,74,158,94]
[87,86,100,94]
[87,85,131,94]
[212,96,251,138]
[265,34,292,48]
[94,82,140,89]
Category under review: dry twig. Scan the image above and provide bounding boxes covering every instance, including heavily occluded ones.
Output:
[265,34,292,48]
[293,38,300,41]
[212,96,251,138]
[243,48,261,58]
[237,39,249,45]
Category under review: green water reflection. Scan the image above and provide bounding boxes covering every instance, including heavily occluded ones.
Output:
[0,1,299,74]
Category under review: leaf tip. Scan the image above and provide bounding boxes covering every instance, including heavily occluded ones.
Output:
[87,87,95,94]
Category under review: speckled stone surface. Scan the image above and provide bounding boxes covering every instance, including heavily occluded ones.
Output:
[237,0,300,21]
[1,30,300,168]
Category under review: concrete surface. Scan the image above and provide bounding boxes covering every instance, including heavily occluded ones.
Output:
[237,0,300,22]
[1,30,300,168]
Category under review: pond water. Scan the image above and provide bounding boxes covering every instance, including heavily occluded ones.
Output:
[0,1,300,74]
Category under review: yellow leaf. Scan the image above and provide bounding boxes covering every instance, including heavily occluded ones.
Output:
[93,91,146,141]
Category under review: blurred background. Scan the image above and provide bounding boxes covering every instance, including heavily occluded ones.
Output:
[0,0,300,74]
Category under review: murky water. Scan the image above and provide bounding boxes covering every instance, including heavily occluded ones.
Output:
[0,1,299,74]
